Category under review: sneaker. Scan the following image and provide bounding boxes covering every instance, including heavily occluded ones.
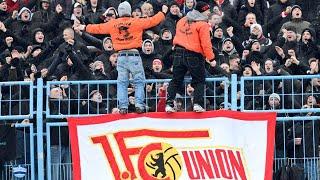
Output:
[119,108,128,115]
[193,104,205,112]
[135,107,145,114]
[165,104,175,113]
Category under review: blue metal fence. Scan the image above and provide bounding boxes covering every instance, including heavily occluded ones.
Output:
[1,75,320,180]
[46,122,71,180]
[240,75,320,114]
[0,80,35,180]
[0,81,33,120]
[45,78,230,118]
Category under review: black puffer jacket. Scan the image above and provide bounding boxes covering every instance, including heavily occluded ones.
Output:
[287,116,320,160]
[0,9,10,22]
[220,0,238,20]
[234,0,268,23]
[238,1,263,25]
[83,0,105,24]
[160,13,180,37]
[267,0,293,41]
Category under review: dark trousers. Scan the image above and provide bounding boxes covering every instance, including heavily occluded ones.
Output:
[167,47,205,106]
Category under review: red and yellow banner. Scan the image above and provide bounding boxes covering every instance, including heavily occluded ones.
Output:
[68,110,276,180]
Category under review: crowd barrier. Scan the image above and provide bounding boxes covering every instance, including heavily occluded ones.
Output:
[0,81,35,180]
[0,74,319,180]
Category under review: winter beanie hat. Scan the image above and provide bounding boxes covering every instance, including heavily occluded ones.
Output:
[291,5,302,16]
[195,1,210,13]
[118,1,132,17]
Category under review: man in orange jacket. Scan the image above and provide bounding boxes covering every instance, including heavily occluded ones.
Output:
[75,1,168,114]
[165,1,216,113]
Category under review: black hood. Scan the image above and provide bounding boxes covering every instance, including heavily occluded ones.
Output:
[277,0,293,6]
[86,0,103,10]
[32,28,45,44]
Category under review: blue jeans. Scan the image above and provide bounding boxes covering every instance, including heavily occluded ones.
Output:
[50,145,71,180]
[117,53,145,109]
[297,159,319,180]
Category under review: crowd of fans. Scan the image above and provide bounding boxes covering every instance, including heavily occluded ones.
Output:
[0,0,320,178]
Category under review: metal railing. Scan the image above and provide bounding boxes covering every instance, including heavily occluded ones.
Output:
[46,122,72,180]
[0,81,35,180]
[0,81,34,120]
[45,78,230,118]
[240,75,320,118]
[0,124,35,180]
[1,75,320,180]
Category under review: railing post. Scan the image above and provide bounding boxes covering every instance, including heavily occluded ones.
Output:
[37,78,44,180]
[231,74,238,111]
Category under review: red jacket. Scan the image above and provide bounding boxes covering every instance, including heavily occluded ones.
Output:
[6,0,30,13]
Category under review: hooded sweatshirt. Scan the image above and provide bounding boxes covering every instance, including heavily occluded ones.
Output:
[173,10,214,60]
[141,39,159,69]
[86,1,165,51]
[17,7,33,21]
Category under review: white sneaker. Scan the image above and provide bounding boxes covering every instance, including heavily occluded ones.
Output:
[165,105,176,113]
[193,104,205,112]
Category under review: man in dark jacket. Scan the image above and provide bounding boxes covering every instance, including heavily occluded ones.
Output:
[140,39,160,70]
[238,0,263,25]
[8,7,33,42]
[83,0,105,24]
[159,1,182,37]
[48,87,71,180]
[287,105,320,179]
[55,27,91,66]
[81,90,109,114]
[267,0,293,41]
[296,28,320,64]
[218,0,238,20]
[156,28,173,70]
[280,5,311,36]
[266,93,291,160]
[233,0,267,24]
[31,0,64,40]
[0,0,10,22]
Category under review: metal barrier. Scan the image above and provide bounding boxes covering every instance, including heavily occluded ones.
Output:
[43,76,320,180]
[274,157,320,179]
[46,122,72,180]
[44,78,230,180]
[45,78,230,118]
[0,81,35,180]
[0,124,35,180]
[0,81,33,120]
[240,75,320,119]
[2,75,320,180]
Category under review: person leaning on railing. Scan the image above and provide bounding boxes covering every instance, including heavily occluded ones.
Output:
[287,104,320,179]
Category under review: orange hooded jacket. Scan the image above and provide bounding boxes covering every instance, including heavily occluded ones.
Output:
[173,16,215,61]
[85,12,165,51]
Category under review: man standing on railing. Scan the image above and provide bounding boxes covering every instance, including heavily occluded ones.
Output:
[165,1,215,113]
[74,1,168,114]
